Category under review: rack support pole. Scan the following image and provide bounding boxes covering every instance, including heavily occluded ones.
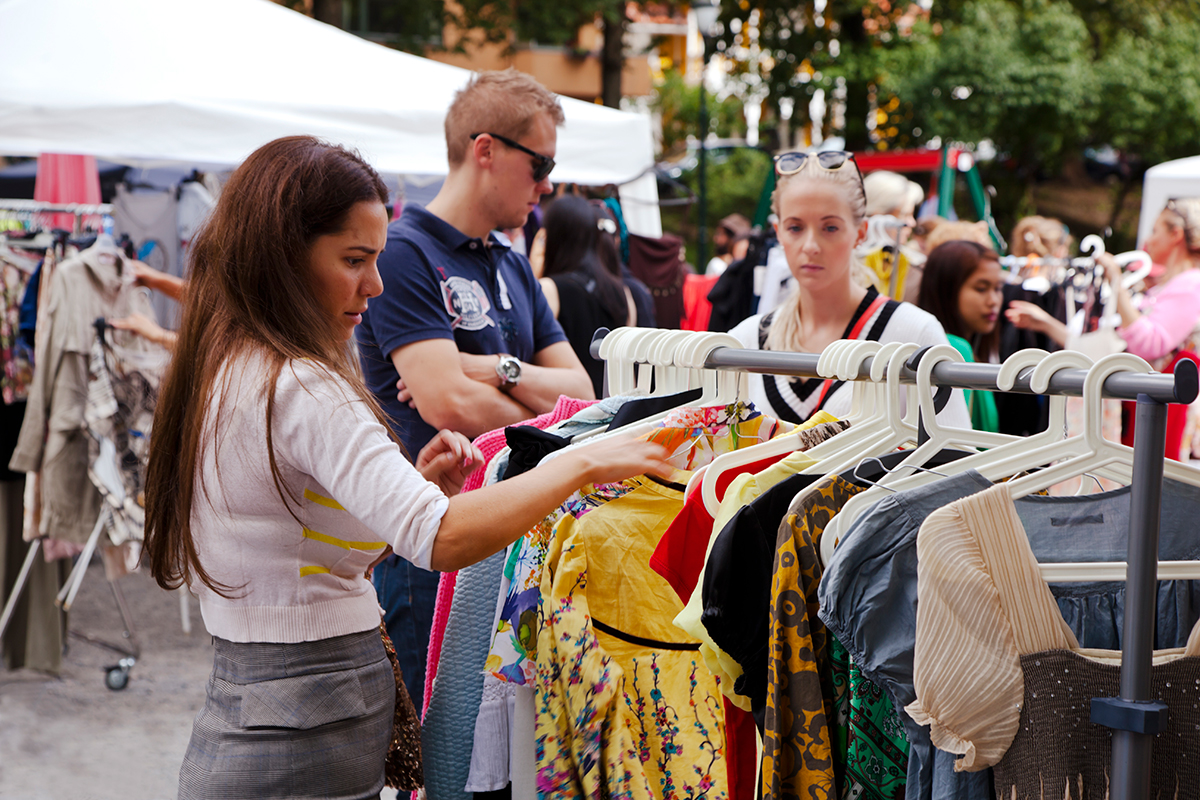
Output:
[1110,394,1168,799]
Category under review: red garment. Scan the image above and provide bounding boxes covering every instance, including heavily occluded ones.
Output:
[724,699,757,800]
[33,153,102,230]
[1120,352,1196,461]
[421,395,596,717]
[682,273,720,331]
[650,453,787,601]
[649,454,785,800]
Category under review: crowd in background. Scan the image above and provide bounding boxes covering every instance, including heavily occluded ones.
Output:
[530,169,1200,454]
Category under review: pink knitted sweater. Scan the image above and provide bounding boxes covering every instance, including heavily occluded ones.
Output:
[421,395,596,716]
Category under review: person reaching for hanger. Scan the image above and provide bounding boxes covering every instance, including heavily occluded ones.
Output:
[109,262,186,349]
[1103,197,1200,362]
[1007,199,1200,361]
[141,135,670,800]
[726,150,969,427]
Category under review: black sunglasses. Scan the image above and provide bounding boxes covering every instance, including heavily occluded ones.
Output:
[774,150,866,200]
[471,132,556,182]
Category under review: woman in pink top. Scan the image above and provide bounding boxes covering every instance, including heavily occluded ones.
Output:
[1005,199,1200,362]
[1105,197,1200,361]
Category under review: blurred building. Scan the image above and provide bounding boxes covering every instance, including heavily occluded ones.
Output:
[279,0,690,104]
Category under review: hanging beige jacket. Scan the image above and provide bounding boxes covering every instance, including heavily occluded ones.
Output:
[8,245,157,544]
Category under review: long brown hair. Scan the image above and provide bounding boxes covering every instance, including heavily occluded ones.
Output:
[917,239,1001,362]
[143,136,392,596]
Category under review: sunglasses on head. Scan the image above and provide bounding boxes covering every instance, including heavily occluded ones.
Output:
[774,150,865,198]
[471,132,556,182]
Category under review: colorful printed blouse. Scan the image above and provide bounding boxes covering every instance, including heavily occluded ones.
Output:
[536,477,728,800]
[1,255,35,404]
[762,474,910,800]
[490,404,787,687]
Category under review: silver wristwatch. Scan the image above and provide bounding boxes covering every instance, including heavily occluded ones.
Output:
[496,354,522,390]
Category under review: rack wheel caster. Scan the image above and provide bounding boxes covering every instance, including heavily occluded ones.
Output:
[104,657,135,691]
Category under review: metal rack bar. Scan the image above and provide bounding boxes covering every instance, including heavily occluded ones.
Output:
[0,198,114,235]
[1108,396,1169,798]
[699,346,1198,405]
[0,199,114,214]
[591,328,1197,796]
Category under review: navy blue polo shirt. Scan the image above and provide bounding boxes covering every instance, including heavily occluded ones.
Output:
[357,204,566,456]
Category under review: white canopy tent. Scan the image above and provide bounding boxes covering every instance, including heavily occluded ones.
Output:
[1137,155,1200,248]
[0,0,661,234]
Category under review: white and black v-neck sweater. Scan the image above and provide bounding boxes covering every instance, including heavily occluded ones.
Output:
[728,293,971,429]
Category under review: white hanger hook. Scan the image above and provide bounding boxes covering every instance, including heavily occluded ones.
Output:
[871,341,905,383]
[1082,353,1152,448]
[817,339,850,379]
[996,348,1051,392]
[837,340,883,382]
[1080,234,1106,259]
[1029,351,1095,395]
[913,344,965,430]
[886,342,922,423]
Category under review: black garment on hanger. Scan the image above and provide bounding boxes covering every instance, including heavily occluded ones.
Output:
[995,283,1064,437]
[699,448,974,730]
[603,387,703,432]
[501,426,572,481]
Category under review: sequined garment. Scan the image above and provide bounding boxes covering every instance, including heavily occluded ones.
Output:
[996,650,1200,798]
[380,623,424,791]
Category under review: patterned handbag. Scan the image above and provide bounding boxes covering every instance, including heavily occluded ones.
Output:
[379,623,425,791]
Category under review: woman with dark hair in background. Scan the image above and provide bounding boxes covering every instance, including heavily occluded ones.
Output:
[592,202,657,330]
[917,239,1004,432]
[536,194,640,396]
[142,136,668,799]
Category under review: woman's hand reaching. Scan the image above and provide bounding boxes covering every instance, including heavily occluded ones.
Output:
[1004,300,1069,347]
[416,429,484,497]
[560,434,674,487]
[109,313,177,349]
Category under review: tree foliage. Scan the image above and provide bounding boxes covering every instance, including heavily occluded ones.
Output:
[652,68,748,157]
[877,0,1097,174]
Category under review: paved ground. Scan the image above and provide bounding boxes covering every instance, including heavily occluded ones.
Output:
[0,558,213,799]
[0,558,406,800]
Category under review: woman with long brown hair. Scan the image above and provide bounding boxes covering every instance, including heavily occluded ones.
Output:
[144,136,668,800]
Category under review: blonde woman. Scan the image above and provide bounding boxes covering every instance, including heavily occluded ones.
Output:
[728,151,968,426]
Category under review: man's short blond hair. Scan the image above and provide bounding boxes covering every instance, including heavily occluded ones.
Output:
[444,69,566,167]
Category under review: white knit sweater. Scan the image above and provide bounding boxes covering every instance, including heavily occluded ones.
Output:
[188,352,449,643]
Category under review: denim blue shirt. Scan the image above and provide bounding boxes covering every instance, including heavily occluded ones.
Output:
[818,470,1200,800]
[357,205,565,455]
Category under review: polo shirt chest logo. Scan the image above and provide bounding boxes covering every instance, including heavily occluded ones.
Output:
[441,275,496,331]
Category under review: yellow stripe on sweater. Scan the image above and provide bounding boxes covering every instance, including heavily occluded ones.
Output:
[301,527,388,551]
[300,565,331,577]
[304,489,345,511]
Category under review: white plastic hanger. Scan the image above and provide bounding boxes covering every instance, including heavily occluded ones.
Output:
[818,344,1023,565]
[649,330,699,395]
[1005,353,1200,497]
[797,341,923,483]
[1116,249,1153,291]
[693,339,879,514]
[819,349,1134,564]
[996,352,1200,581]
[598,326,639,397]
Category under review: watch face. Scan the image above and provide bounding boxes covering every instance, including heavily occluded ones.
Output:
[500,359,521,381]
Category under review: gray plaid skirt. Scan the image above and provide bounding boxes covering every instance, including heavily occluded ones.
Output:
[179,629,394,800]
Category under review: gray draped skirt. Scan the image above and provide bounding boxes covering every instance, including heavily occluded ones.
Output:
[179,628,394,800]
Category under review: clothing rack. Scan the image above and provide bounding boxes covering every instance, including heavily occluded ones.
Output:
[0,198,114,234]
[591,328,1199,800]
